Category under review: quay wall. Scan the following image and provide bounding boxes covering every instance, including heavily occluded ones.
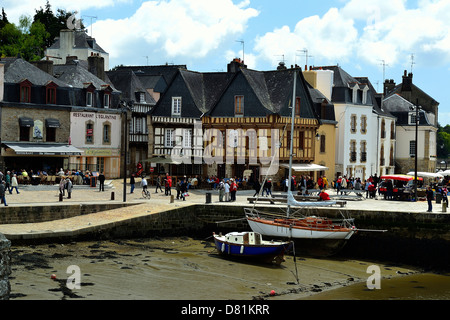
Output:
[0,203,134,225]
[1,204,449,270]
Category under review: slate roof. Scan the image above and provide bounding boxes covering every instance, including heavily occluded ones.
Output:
[106,69,155,104]
[115,65,186,89]
[54,62,119,92]
[180,70,234,114]
[3,58,68,87]
[383,94,431,125]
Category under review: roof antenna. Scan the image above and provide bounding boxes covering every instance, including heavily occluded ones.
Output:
[410,53,416,74]
[82,15,97,37]
[236,40,244,63]
[379,59,389,82]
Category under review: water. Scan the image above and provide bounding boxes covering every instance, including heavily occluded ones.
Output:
[8,237,449,300]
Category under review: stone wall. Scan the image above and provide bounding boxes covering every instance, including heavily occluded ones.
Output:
[0,233,11,300]
[0,203,135,225]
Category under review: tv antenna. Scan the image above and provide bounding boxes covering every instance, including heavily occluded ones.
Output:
[379,60,389,82]
[236,40,244,63]
[410,53,416,74]
[144,56,149,65]
[298,49,313,68]
[82,15,97,37]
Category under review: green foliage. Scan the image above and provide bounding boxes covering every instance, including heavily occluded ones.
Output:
[437,124,450,159]
[0,2,80,61]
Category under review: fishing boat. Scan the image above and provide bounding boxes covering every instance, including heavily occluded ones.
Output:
[244,68,358,245]
[212,231,292,265]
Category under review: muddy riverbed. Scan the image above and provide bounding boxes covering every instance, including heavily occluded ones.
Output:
[9,236,437,301]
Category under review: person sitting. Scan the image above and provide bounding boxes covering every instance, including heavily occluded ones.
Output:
[319,190,331,201]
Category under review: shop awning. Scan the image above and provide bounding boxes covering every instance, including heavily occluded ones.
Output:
[45,118,61,128]
[3,143,83,156]
[280,163,329,172]
[19,117,33,127]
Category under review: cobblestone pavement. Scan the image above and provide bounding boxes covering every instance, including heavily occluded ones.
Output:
[0,179,447,239]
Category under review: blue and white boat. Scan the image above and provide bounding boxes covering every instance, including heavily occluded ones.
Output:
[213,231,292,265]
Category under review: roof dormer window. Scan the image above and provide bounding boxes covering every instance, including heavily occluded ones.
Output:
[20,79,32,103]
[46,81,58,104]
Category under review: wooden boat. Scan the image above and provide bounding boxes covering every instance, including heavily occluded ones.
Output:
[213,231,292,265]
[246,211,356,240]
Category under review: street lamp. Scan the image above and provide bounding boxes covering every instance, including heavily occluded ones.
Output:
[121,101,133,202]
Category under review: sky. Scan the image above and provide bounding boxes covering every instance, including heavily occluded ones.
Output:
[2,0,450,126]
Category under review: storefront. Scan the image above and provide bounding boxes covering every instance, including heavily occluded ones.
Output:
[1,142,83,173]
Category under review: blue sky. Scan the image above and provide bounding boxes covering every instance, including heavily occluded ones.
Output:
[3,0,449,126]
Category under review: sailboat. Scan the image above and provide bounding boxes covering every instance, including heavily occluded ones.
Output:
[244,68,357,243]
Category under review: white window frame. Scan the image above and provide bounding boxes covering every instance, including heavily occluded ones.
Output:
[165,129,174,148]
[183,129,192,148]
[104,93,110,108]
[172,97,182,116]
[87,91,93,107]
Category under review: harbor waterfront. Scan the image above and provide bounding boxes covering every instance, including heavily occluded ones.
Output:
[0,179,449,300]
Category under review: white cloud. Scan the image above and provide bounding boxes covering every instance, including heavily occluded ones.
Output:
[91,0,259,67]
[253,0,450,69]
[254,7,358,67]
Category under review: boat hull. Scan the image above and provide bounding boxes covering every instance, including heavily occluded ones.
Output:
[247,217,356,240]
[213,236,291,265]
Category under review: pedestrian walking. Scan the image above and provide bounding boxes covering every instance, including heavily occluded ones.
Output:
[155,175,163,193]
[66,177,73,199]
[98,172,105,192]
[5,171,11,193]
[59,177,66,196]
[10,174,20,194]
[130,173,135,194]
[0,181,7,206]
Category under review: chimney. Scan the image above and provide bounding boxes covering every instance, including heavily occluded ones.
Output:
[227,58,247,73]
[384,79,396,95]
[401,70,413,92]
[66,56,79,64]
[277,61,287,70]
[88,54,105,81]
[31,59,54,76]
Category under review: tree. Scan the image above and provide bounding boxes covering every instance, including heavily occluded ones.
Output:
[437,124,450,159]
[33,1,82,48]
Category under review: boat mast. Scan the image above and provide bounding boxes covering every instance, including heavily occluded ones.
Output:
[287,68,298,218]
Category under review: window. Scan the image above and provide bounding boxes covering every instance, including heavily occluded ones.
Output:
[86,122,94,144]
[165,129,174,147]
[46,127,56,142]
[360,141,367,162]
[381,119,386,139]
[361,116,367,134]
[298,131,304,150]
[20,80,32,103]
[172,97,182,116]
[351,115,357,133]
[20,127,30,141]
[46,86,56,104]
[409,112,419,125]
[183,129,192,148]
[320,134,326,153]
[103,123,111,144]
[295,97,301,116]
[235,95,244,115]
[350,141,356,162]
[86,91,93,107]
[104,93,110,108]
[140,92,146,103]
[410,140,416,157]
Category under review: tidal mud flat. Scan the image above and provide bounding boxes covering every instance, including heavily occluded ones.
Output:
[8,237,424,300]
